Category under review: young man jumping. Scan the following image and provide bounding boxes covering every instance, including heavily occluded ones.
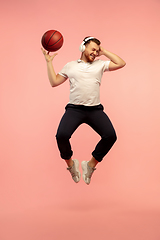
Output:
[42,37,126,184]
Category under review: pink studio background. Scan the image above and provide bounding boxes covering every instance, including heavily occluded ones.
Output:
[0,0,160,240]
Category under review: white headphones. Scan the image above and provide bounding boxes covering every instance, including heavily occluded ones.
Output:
[79,37,94,52]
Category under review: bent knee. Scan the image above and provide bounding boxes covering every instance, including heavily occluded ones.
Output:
[109,131,117,144]
[103,130,117,143]
[56,131,71,142]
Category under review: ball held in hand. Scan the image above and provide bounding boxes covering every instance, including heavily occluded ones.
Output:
[41,30,63,52]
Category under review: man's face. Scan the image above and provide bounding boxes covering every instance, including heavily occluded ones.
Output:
[84,41,100,62]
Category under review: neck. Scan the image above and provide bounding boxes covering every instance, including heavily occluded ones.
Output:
[80,53,88,63]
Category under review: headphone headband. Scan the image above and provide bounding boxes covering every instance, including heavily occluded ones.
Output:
[83,37,94,44]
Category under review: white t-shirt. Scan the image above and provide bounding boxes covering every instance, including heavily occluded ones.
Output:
[59,59,110,106]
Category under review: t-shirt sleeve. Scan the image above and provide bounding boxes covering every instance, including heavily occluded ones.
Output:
[58,63,69,78]
[103,60,111,72]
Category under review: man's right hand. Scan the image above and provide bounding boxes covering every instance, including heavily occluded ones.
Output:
[41,48,57,62]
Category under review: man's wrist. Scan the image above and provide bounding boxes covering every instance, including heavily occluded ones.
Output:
[47,60,52,64]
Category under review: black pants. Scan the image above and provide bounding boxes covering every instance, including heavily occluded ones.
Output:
[56,104,117,162]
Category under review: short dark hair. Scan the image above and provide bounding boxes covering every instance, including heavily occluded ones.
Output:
[83,36,101,46]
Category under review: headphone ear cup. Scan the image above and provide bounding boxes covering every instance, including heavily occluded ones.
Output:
[79,42,85,52]
[79,37,94,52]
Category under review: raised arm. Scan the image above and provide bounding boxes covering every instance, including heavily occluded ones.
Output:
[41,48,67,87]
[99,47,126,71]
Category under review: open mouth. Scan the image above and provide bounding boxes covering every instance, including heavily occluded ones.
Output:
[90,55,95,60]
